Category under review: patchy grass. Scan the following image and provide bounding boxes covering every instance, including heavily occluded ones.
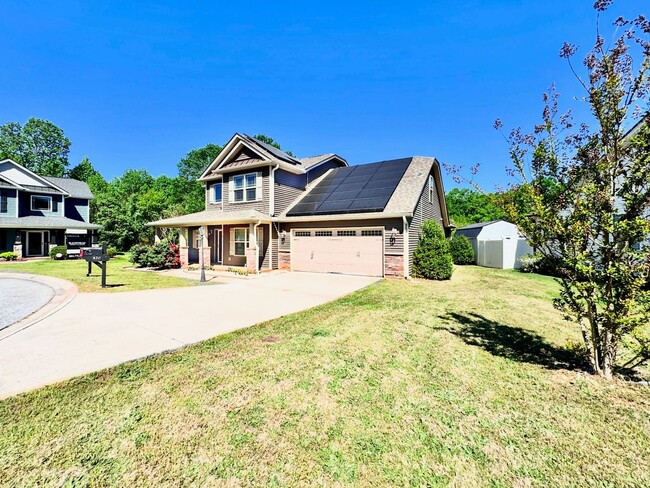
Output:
[1,266,649,486]
[0,255,211,292]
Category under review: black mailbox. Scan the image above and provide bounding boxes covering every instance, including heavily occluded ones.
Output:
[81,247,107,262]
[81,246,109,287]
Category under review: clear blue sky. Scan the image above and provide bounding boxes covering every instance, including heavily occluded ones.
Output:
[0,1,641,190]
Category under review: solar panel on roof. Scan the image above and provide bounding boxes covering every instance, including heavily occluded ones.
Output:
[287,157,412,216]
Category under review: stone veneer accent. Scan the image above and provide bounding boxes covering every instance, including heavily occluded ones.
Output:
[278,251,291,271]
[180,246,189,269]
[13,244,23,260]
[246,247,257,273]
[200,247,211,269]
[384,255,404,278]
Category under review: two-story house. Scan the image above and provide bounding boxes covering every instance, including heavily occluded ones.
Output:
[149,133,451,278]
[0,159,100,258]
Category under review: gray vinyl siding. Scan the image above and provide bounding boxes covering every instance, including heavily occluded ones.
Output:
[305,160,343,182]
[0,189,17,216]
[408,170,443,270]
[276,218,404,259]
[64,198,90,223]
[275,169,305,215]
[221,167,270,213]
[221,224,269,269]
[18,192,64,217]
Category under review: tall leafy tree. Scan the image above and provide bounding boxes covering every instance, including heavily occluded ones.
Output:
[493,3,650,378]
[0,118,71,176]
[177,143,222,181]
[253,133,294,156]
[67,156,100,182]
[445,188,505,228]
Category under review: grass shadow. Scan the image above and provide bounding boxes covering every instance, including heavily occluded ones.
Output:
[438,312,589,371]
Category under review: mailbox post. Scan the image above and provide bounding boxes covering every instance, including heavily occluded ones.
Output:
[80,244,110,288]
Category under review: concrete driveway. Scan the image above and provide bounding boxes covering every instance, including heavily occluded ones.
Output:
[0,272,379,398]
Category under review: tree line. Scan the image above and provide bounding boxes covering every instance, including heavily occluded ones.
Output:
[0,118,286,251]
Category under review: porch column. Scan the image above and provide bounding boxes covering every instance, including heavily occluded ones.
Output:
[179,227,189,269]
[246,223,258,274]
[154,227,162,244]
[199,226,211,269]
[13,233,22,260]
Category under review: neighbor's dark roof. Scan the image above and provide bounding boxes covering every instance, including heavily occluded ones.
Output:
[0,216,100,230]
[455,220,504,238]
[287,158,412,216]
[43,177,94,199]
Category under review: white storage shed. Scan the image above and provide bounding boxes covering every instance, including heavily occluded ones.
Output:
[455,220,533,269]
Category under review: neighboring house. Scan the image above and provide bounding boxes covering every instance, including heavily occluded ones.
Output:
[455,220,532,269]
[0,159,100,258]
[149,133,451,278]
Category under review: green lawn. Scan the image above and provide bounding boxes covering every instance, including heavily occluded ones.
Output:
[0,255,211,292]
[1,266,649,486]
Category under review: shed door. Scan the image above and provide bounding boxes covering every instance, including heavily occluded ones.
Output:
[291,229,383,277]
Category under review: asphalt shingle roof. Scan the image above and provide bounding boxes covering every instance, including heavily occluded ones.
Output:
[0,216,100,230]
[43,177,94,199]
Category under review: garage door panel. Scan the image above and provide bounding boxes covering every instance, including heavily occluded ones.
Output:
[292,232,383,277]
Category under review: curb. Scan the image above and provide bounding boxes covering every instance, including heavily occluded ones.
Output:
[0,272,78,341]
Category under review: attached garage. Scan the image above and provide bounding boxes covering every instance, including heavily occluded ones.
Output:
[291,228,384,277]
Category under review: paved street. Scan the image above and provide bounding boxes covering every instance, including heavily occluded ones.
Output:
[0,278,54,330]
[0,271,379,398]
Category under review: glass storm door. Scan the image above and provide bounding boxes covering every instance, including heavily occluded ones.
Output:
[27,231,44,256]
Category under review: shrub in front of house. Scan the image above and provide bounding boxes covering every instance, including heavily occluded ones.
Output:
[412,220,453,280]
[0,251,17,261]
[449,234,475,265]
[106,246,118,258]
[129,241,180,269]
[49,246,68,260]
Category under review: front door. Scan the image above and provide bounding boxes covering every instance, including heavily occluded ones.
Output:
[26,231,48,257]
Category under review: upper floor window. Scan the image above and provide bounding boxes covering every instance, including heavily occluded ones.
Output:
[210,183,222,204]
[31,195,52,211]
[428,175,434,203]
[231,172,260,203]
[0,191,7,213]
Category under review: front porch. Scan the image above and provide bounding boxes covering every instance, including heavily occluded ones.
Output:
[155,221,273,274]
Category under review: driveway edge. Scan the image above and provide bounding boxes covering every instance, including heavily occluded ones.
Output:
[0,272,78,341]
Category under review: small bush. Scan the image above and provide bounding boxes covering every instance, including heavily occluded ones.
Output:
[412,220,453,280]
[106,246,118,258]
[449,234,475,265]
[518,252,562,277]
[129,241,180,269]
[49,245,68,260]
[0,251,17,261]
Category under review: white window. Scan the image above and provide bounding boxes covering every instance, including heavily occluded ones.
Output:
[314,230,333,237]
[361,229,383,236]
[337,230,357,236]
[31,195,52,211]
[210,183,222,204]
[230,172,261,203]
[428,175,434,203]
[294,231,311,237]
[231,228,248,256]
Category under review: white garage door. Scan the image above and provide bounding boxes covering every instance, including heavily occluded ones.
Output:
[291,229,384,277]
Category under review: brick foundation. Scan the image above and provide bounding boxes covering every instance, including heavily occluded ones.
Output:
[180,246,189,269]
[279,251,291,271]
[384,254,404,278]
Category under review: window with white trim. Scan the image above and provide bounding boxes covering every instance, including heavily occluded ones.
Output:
[31,195,52,211]
[315,230,333,237]
[231,228,248,256]
[210,183,222,204]
[294,231,311,237]
[337,230,356,236]
[361,229,383,236]
[230,172,261,203]
[428,175,434,203]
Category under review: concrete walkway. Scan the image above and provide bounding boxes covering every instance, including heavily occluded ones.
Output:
[0,272,379,398]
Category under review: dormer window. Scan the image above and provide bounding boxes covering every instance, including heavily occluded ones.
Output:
[231,172,260,203]
[31,195,52,211]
